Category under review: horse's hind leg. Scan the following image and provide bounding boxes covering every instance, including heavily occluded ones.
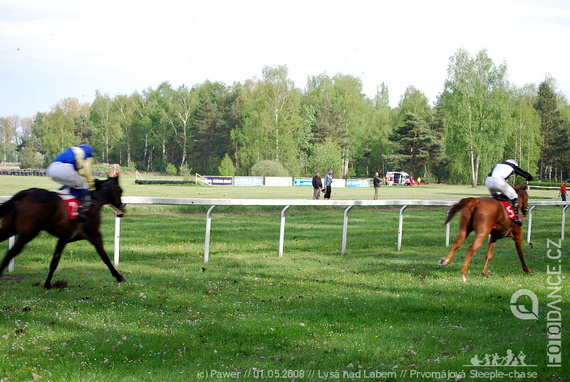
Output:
[44,238,68,289]
[0,233,36,276]
[0,218,16,244]
[460,232,489,282]
[481,237,498,277]
[438,227,470,267]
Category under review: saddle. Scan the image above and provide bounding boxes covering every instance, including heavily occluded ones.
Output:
[491,193,516,220]
[53,189,80,220]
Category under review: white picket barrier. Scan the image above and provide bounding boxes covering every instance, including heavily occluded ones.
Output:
[1,196,569,269]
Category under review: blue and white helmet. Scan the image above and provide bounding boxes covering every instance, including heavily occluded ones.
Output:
[79,144,94,158]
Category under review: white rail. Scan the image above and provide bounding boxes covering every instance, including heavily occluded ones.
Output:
[1,196,569,269]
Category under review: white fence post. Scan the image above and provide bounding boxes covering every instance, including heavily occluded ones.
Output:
[278,206,291,257]
[562,205,568,241]
[527,206,537,244]
[114,214,121,265]
[8,236,14,272]
[204,205,216,262]
[398,205,408,251]
[341,206,354,255]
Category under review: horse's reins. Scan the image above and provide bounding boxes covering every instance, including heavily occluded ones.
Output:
[107,204,125,216]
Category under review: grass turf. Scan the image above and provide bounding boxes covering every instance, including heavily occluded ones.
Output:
[0,175,567,381]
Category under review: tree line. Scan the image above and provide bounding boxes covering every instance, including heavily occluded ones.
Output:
[1,49,569,184]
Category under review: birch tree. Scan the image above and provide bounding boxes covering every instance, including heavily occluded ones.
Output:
[441,49,511,186]
[235,65,306,175]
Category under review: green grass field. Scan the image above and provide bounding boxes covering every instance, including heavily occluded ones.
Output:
[0,175,567,381]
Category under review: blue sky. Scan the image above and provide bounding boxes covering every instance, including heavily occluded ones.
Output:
[1,0,569,117]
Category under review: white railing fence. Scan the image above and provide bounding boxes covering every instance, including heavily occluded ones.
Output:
[1,196,568,270]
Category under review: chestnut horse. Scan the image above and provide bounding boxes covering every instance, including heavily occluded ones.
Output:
[437,184,532,282]
[0,176,126,288]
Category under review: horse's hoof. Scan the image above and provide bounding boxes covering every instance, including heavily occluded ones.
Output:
[524,268,532,274]
[117,276,127,283]
[438,258,449,267]
[461,275,467,283]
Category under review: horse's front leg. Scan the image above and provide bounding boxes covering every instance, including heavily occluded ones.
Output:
[513,230,532,274]
[44,238,67,289]
[438,228,468,267]
[89,231,126,283]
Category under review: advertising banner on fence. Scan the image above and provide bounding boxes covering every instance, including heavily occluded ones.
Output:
[265,177,293,187]
[204,176,233,186]
[332,179,346,188]
[347,179,370,188]
[294,178,312,187]
[234,176,264,186]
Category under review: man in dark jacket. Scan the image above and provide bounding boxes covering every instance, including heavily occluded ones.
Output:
[312,172,323,200]
[373,171,381,200]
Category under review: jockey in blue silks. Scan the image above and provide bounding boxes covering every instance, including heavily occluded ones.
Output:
[46,144,95,220]
[485,159,533,226]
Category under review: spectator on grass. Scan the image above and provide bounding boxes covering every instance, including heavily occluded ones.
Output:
[373,171,381,200]
[560,179,567,201]
[312,171,323,200]
[324,169,333,200]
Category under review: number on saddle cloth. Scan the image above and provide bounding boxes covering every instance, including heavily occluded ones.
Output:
[57,186,81,220]
[491,192,516,220]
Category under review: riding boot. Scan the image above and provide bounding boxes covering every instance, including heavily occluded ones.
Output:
[76,192,91,223]
[510,198,522,226]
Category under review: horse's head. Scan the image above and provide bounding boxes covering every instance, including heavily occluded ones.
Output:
[515,184,529,215]
[94,175,126,217]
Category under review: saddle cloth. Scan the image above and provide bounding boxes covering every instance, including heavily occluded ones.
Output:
[54,189,80,220]
[499,201,516,220]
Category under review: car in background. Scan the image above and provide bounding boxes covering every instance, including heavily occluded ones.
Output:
[385,171,410,186]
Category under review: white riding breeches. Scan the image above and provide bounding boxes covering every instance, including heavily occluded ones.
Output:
[46,162,89,190]
[484,176,517,200]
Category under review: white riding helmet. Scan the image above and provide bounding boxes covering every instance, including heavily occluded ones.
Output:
[506,159,518,167]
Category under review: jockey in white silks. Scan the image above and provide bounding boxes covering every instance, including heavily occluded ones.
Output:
[484,159,533,226]
[46,144,95,220]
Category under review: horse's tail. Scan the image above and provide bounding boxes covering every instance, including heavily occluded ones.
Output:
[0,190,30,218]
[444,197,477,225]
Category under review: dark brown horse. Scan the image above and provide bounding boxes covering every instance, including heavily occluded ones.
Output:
[0,176,126,288]
[438,184,532,282]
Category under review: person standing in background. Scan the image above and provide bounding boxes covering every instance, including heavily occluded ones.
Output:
[324,169,333,200]
[312,171,323,200]
[373,171,381,200]
[560,179,567,201]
